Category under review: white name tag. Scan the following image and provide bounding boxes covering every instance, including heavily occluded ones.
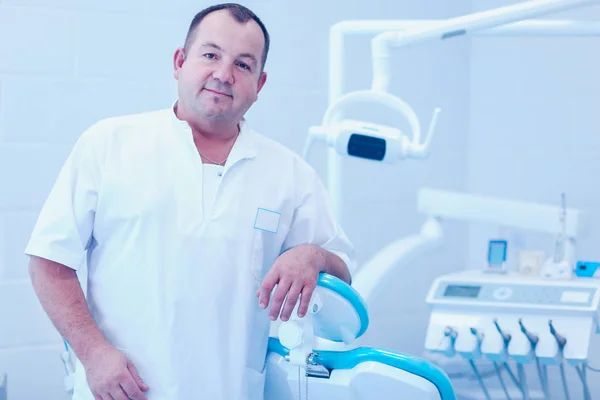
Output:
[254,208,281,233]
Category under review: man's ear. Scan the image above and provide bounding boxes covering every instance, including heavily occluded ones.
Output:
[257,71,267,93]
[173,48,185,79]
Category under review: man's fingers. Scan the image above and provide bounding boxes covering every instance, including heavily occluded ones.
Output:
[127,361,149,392]
[268,280,291,321]
[280,283,302,322]
[104,392,118,400]
[110,389,129,400]
[121,376,148,400]
[99,391,115,400]
[257,269,280,309]
[298,285,316,318]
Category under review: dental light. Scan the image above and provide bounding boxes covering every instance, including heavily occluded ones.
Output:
[314,0,600,221]
[303,89,441,163]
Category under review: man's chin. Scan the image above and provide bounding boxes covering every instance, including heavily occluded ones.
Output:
[196,108,230,121]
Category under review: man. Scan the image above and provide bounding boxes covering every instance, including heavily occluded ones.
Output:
[25,3,354,400]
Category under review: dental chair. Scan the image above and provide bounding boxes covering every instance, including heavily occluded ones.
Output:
[264,273,456,400]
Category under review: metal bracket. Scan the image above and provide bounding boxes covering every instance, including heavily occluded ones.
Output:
[285,351,331,379]
[306,353,331,379]
[306,363,330,379]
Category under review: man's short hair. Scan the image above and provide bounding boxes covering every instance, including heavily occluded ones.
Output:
[183,3,270,72]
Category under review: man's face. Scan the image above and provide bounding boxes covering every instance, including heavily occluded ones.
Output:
[173,9,267,124]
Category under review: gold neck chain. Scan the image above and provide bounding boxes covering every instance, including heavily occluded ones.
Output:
[198,151,227,166]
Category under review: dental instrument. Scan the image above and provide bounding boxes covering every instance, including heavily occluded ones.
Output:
[576,364,593,400]
[492,362,512,400]
[518,319,549,398]
[469,359,492,400]
[539,192,575,280]
[559,361,571,400]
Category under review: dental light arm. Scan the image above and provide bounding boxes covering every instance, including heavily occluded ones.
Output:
[351,217,443,304]
[371,0,598,92]
[303,89,441,163]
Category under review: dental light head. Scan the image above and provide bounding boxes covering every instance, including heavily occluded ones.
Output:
[303,89,441,163]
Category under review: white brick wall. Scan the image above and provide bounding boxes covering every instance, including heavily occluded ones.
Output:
[0,8,75,76]
[1,77,175,144]
[3,0,144,13]
[0,144,72,209]
[1,213,39,281]
[0,1,472,399]
[75,14,185,80]
[0,281,63,346]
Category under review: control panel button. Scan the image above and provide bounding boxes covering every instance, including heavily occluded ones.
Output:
[493,287,513,301]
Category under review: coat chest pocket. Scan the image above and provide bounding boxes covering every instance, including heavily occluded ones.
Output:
[251,207,290,282]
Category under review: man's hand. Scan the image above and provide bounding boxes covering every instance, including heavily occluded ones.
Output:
[256,245,323,322]
[83,343,149,400]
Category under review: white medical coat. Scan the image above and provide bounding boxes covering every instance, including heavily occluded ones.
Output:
[25,106,355,400]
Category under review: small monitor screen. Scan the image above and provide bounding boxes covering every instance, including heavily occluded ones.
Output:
[443,285,481,298]
[488,240,507,266]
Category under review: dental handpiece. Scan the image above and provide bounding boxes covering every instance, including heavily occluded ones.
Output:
[549,320,567,349]
[519,319,538,346]
[470,327,484,341]
[494,319,511,344]
[518,320,549,398]
[444,326,458,340]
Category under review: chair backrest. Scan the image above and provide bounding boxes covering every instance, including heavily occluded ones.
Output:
[311,272,370,343]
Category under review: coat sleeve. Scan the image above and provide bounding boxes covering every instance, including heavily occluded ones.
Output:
[24,124,105,271]
[280,165,357,275]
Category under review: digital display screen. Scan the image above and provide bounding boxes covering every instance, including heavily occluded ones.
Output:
[488,240,507,265]
[443,285,481,298]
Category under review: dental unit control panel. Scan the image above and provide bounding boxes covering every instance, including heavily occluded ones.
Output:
[425,270,600,399]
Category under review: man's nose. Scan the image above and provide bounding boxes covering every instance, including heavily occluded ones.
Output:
[212,63,234,85]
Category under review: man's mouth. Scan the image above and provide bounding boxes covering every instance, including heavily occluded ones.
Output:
[204,88,232,97]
